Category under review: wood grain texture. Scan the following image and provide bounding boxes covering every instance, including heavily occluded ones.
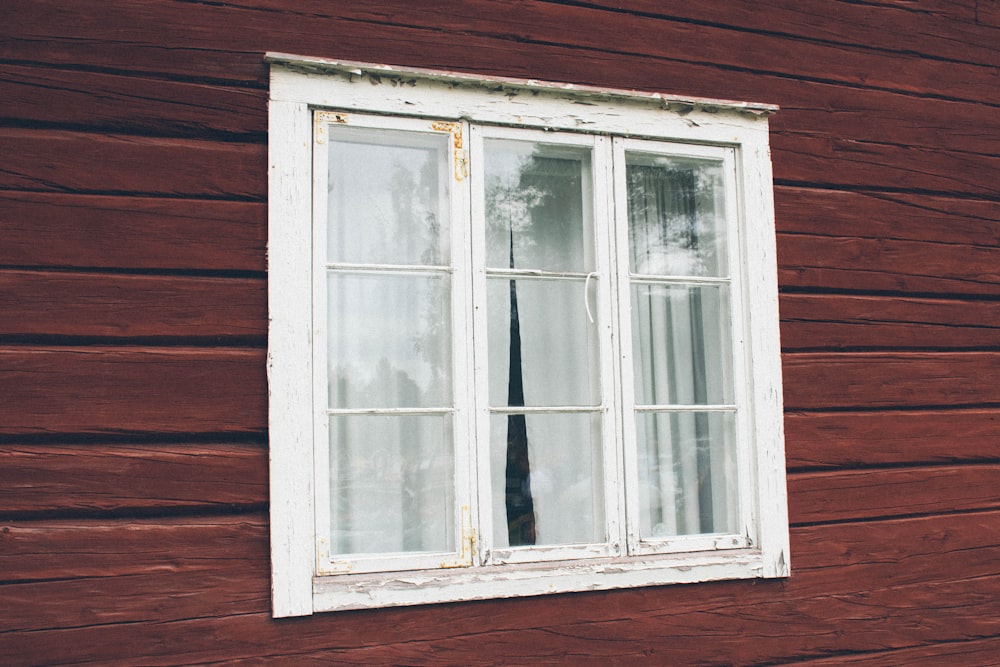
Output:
[776,225,996,295]
[571,0,996,65]
[782,352,1000,410]
[0,63,265,138]
[771,132,1000,198]
[785,409,1000,469]
[775,187,1000,245]
[0,347,266,435]
[0,270,265,341]
[2,512,997,663]
[3,575,996,666]
[0,192,265,272]
[788,464,1000,524]
[3,0,997,106]
[791,636,1000,666]
[0,443,266,515]
[0,515,269,583]
[779,294,1000,350]
[0,128,264,199]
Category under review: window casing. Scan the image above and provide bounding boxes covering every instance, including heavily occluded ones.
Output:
[268,55,788,617]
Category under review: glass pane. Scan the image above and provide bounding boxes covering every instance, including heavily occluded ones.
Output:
[329,272,451,409]
[487,277,599,407]
[484,139,591,272]
[626,154,727,277]
[329,414,454,555]
[327,126,450,266]
[631,284,732,406]
[490,412,604,547]
[636,411,737,538]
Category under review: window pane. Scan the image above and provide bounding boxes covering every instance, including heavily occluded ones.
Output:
[329,414,454,555]
[327,127,450,266]
[490,412,604,547]
[636,411,737,537]
[631,284,732,406]
[626,154,727,277]
[328,272,451,409]
[487,277,599,407]
[484,140,591,272]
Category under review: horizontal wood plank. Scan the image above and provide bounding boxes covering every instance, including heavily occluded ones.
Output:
[0,192,265,272]
[790,636,1000,666]
[0,63,265,138]
[0,347,266,436]
[570,0,996,66]
[782,352,1000,410]
[1,512,997,663]
[1,574,995,665]
[776,187,1000,246]
[779,294,1000,349]
[0,270,265,341]
[774,185,1000,247]
[4,1,998,106]
[788,464,1000,524]
[785,409,1000,469]
[0,443,266,515]
[0,128,264,199]
[771,132,1000,198]
[0,515,270,583]
[769,87,1000,158]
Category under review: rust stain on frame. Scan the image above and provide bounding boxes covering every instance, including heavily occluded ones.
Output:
[431,121,468,181]
[314,111,349,144]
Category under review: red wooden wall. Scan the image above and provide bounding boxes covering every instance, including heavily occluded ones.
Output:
[2,1,999,664]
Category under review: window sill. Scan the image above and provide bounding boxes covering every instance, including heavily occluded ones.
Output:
[312,548,784,612]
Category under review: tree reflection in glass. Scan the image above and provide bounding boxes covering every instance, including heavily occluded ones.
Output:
[484,140,604,548]
[326,128,454,555]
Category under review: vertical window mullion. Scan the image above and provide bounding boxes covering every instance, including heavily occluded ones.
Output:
[723,146,757,546]
[451,118,478,567]
[610,136,644,556]
[594,135,626,557]
[468,122,496,564]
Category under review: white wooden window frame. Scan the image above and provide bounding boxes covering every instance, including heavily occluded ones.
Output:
[267,53,789,618]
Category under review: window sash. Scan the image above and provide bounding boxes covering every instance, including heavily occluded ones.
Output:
[611,137,754,557]
[312,113,475,575]
[470,125,624,564]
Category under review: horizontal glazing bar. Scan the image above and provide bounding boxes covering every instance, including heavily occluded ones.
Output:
[629,274,729,286]
[326,262,453,274]
[326,407,454,416]
[489,405,605,414]
[486,269,597,281]
[634,404,736,412]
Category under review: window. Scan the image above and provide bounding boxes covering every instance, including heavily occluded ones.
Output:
[268,54,789,617]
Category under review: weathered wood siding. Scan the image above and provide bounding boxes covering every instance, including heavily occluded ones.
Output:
[2,1,998,664]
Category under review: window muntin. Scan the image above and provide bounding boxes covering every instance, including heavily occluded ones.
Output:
[268,57,788,617]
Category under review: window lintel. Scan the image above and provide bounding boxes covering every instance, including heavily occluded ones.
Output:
[266,52,778,120]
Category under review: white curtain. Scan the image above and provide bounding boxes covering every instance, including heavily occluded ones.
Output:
[627,159,736,537]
